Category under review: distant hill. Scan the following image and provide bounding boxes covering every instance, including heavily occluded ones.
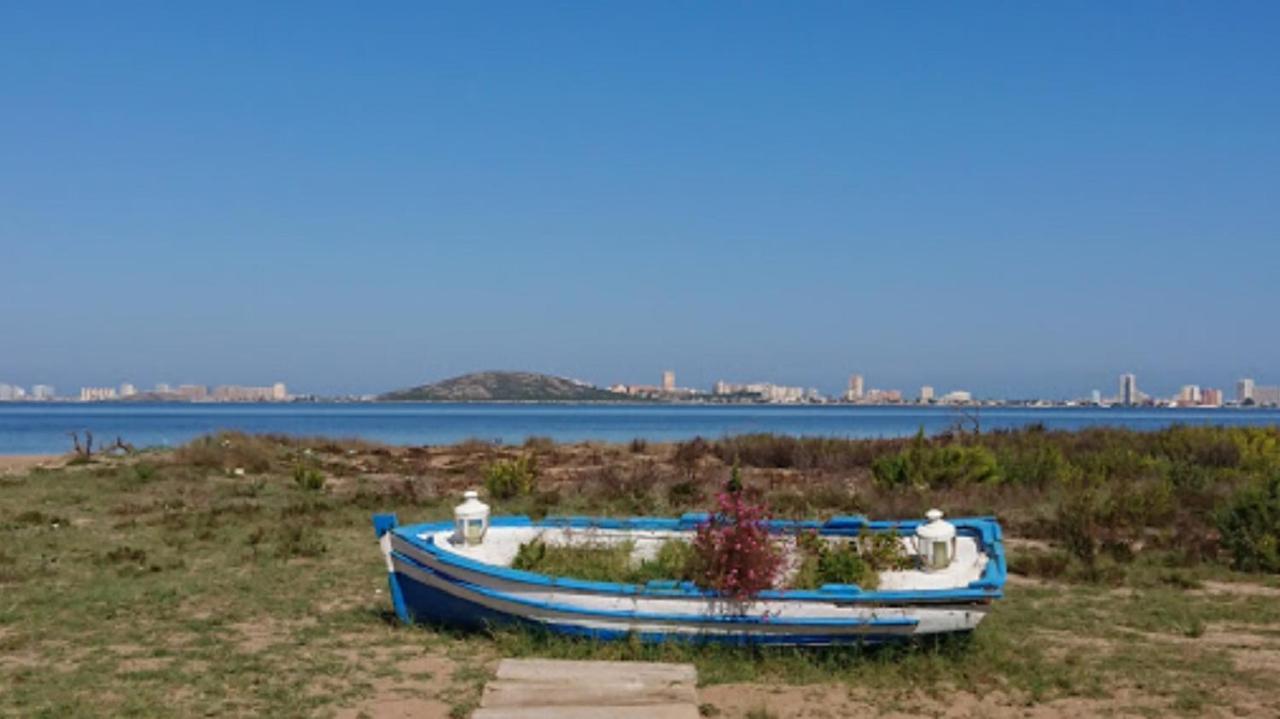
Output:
[379,371,624,402]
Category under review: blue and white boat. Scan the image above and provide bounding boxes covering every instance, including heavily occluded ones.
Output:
[372,500,1005,646]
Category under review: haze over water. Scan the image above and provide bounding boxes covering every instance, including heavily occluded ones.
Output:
[3,403,1280,455]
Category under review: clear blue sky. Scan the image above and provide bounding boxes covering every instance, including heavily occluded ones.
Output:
[3,2,1278,398]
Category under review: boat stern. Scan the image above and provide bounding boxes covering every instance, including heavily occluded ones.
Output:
[372,513,411,623]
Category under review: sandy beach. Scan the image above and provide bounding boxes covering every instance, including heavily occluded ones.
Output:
[0,454,64,475]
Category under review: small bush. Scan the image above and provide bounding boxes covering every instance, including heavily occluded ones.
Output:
[633,540,697,584]
[872,430,999,489]
[522,436,555,453]
[689,481,783,600]
[1008,548,1073,580]
[485,455,538,499]
[104,546,148,565]
[174,432,275,473]
[1217,473,1280,572]
[292,463,326,492]
[666,479,704,508]
[629,438,649,454]
[275,522,327,559]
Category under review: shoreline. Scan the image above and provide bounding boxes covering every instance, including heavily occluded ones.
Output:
[0,454,64,474]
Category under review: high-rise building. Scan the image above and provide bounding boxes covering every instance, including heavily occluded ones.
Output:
[661,370,676,393]
[1090,389,1102,405]
[1119,373,1138,405]
[919,386,935,403]
[272,382,288,401]
[1201,388,1223,407]
[120,383,137,398]
[155,383,172,394]
[31,385,55,400]
[1179,385,1202,404]
[1254,386,1280,406]
[0,384,24,401]
[1238,378,1256,403]
[846,374,865,401]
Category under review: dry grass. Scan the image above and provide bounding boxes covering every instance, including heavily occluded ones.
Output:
[1,430,1279,717]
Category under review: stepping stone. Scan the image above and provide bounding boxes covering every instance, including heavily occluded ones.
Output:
[472,658,700,719]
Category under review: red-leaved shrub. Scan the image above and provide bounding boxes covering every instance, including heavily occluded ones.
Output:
[690,482,784,600]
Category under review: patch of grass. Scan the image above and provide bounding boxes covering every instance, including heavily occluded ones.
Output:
[4,431,1280,717]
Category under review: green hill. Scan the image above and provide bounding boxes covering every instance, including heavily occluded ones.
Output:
[379,371,623,402]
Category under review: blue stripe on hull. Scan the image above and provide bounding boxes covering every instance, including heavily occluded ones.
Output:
[393,569,917,646]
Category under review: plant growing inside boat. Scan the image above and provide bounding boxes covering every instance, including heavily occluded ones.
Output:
[511,537,696,584]
[485,455,538,499]
[790,530,911,590]
[688,470,784,600]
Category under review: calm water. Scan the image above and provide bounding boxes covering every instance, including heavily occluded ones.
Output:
[1,403,1279,455]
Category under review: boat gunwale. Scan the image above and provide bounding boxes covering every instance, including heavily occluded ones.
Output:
[378,513,1007,604]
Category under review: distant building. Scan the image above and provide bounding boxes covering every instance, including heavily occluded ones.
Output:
[710,381,811,403]
[80,386,118,401]
[272,382,288,401]
[1090,389,1102,405]
[0,383,24,401]
[1201,388,1223,407]
[661,370,676,393]
[176,384,208,401]
[120,383,137,398]
[846,374,864,401]
[31,384,55,400]
[154,383,172,394]
[1238,378,1255,403]
[1178,385,1201,404]
[212,384,288,402]
[919,386,935,403]
[1120,373,1138,406]
[864,388,902,403]
[1254,386,1280,407]
[940,390,973,404]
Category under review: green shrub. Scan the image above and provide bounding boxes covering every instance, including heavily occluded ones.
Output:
[485,455,538,499]
[633,540,697,584]
[511,538,695,584]
[666,479,704,508]
[274,522,327,559]
[790,531,906,590]
[174,432,276,473]
[1217,473,1280,572]
[872,430,999,489]
[292,462,326,491]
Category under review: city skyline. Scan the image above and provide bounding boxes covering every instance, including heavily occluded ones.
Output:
[2,370,1276,407]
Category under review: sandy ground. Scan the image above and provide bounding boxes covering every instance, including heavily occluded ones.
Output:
[0,455,64,475]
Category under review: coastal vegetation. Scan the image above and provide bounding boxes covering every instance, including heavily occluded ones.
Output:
[2,425,1280,716]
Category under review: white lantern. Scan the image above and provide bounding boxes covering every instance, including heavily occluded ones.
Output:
[914,509,957,572]
[453,490,490,546]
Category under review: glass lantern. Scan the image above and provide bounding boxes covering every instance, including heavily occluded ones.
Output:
[914,508,956,572]
[453,490,490,546]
